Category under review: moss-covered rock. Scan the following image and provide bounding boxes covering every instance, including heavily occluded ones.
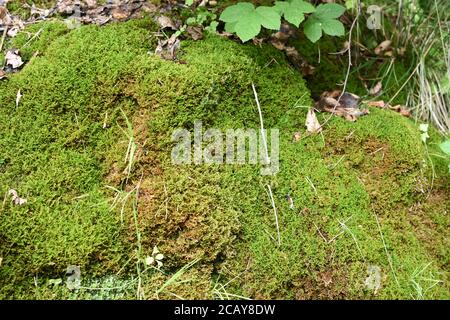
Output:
[0,19,448,299]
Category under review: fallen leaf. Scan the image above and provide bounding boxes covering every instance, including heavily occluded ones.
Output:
[66,265,81,290]
[186,25,203,40]
[306,108,322,134]
[365,100,386,108]
[392,105,411,117]
[315,90,368,122]
[8,189,27,205]
[321,271,333,287]
[84,0,97,9]
[0,5,11,25]
[155,34,181,61]
[369,81,382,96]
[374,40,391,55]
[156,15,177,30]
[7,26,19,37]
[0,69,6,80]
[292,131,301,142]
[30,4,52,19]
[111,7,129,21]
[365,265,382,294]
[5,49,23,69]
[339,92,360,109]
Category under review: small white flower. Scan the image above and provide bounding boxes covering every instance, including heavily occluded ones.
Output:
[145,246,164,267]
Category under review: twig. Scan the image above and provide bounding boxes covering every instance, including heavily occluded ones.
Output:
[252,83,281,246]
[252,83,269,164]
[372,208,400,288]
[267,185,281,246]
[0,26,7,55]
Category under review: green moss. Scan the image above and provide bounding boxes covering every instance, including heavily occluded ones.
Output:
[10,20,70,62]
[0,18,448,300]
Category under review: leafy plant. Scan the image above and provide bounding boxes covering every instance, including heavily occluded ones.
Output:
[419,123,430,143]
[219,0,346,43]
[438,139,450,173]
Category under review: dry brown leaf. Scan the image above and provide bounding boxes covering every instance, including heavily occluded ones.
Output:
[111,7,129,21]
[7,26,19,37]
[0,69,6,80]
[5,49,23,69]
[306,108,322,134]
[315,90,368,122]
[155,34,180,61]
[392,105,411,117]
[374,40,391,55]
[369,81,382,96]
[8,189,27,205]
[156,15,177,30]
[292,131,301,142]
[365,100,386,108]
[186,25,203,40]
[84,0,97,9]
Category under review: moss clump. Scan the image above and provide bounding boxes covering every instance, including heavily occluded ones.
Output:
[0,18,448,300]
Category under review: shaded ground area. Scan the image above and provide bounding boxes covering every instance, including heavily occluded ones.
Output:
[0,18,448,299]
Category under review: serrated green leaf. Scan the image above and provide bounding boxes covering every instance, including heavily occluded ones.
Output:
[273,1,289,15]
[284,9,306,27]
[235,11,261,42]
[303,17,322,43]
[291,0,315,14]
[220,2,255,23]
[439,139,450,156]
[281,0,315,27]
[321,19,345,36]
[256,6,281,30]
[314,3,346,20]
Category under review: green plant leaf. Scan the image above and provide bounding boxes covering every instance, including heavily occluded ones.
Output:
[220,2,255,23]
[419,123,429,132]
[314,3,346,20]
[256,6,281,30]
[321,19,345,36]
[439,139,450,156]
[225,21,237,33]
[205,21,219,33]
[273,1,289,15]
[345,0,355,10]
[303,17,322,43]
[235,11,262,42]
[278,0,315,27]
[421,132,429,143]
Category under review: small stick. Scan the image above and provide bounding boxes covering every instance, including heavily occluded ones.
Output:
[252,83,281,246]
[0,26,8,55]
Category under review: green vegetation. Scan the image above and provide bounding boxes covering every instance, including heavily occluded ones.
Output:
[219,1,346,43]
[0,16,448,300]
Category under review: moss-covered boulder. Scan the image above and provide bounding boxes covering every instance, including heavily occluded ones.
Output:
[0,19,448,299]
